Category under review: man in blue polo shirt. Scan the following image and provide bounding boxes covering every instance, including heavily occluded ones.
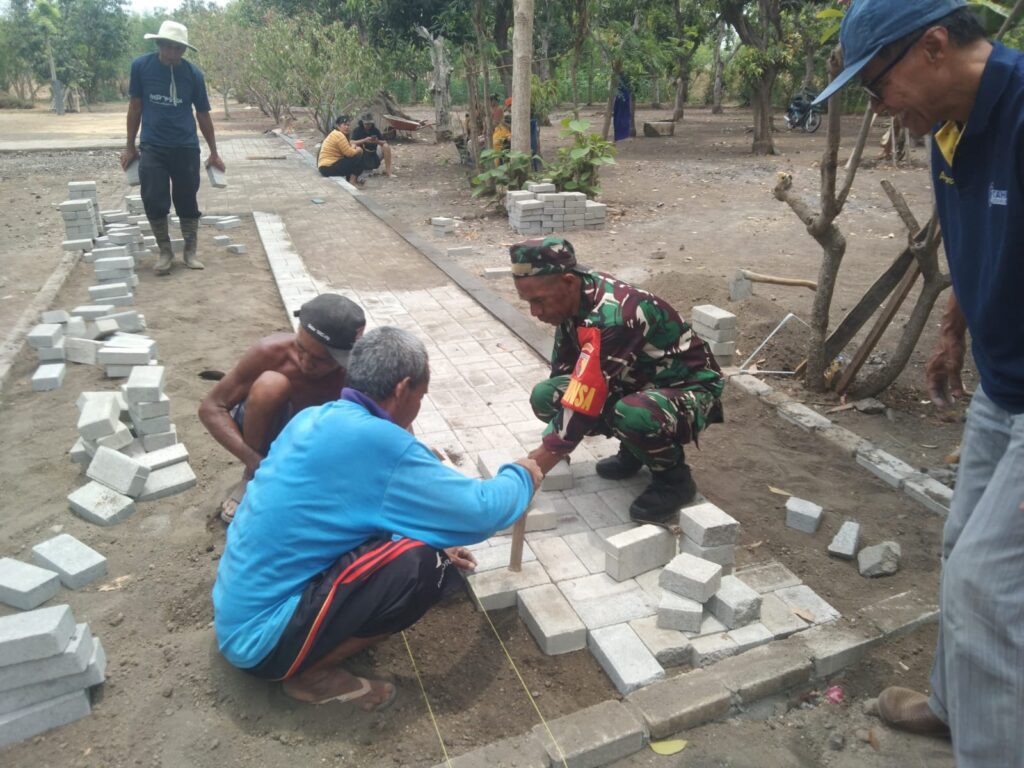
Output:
[120,20,225,276]
[814,1,1023,763]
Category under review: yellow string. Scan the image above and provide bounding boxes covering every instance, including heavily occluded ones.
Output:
[402,630,452,768]
[471,591,570,768]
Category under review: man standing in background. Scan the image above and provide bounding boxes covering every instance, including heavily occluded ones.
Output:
[121,20,225,276]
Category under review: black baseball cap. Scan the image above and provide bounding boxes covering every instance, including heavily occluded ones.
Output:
[294,294,365,365]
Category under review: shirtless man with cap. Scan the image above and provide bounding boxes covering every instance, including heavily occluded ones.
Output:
[199,294,366,522]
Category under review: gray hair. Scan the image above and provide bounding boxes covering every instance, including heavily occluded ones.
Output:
[346,327,429,401]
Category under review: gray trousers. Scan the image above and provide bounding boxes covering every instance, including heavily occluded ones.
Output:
[928,386,1024,765]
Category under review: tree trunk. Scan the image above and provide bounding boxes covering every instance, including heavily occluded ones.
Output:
[711,23,726,114]
[538,27,551,80]
[802,42,816,91]
[474,0,494,140]
[511,0,534,154]
[571,58,580,117]
[601,70,616,140]
[672,66,687,121]
[805,230,847,390]
[463,48,482,169]
[416,26,453,142]
[652,76,661,109]
[750,68,777,155]
[222,91,231,120]
[587,50,595,105]
[494,0,514,95]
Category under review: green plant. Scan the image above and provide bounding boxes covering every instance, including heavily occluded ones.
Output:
[0,92,34,108]
[470,148,538,209]
[530,74,559,125]
[545,118,616,199]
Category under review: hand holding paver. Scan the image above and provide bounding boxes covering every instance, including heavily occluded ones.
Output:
[119,146,139,171]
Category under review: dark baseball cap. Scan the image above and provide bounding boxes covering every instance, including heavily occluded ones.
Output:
[509,236,588,277]
[813,0,966,104]
[294,294,365,365]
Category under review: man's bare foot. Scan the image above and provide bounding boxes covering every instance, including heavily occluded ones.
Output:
[283,667,396,710]
[220,478,249,524]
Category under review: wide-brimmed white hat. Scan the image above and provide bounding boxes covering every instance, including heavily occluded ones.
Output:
[144,21,197,52]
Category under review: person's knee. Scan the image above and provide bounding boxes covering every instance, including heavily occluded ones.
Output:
[530,377,566,420]
[610,393,660,443]
[247,371,293,418]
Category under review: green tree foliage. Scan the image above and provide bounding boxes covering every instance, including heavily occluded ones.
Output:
[53,0,129,101]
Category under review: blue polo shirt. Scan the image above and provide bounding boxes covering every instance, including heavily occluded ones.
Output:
[931,42,1024,414]
[128,52,211,148]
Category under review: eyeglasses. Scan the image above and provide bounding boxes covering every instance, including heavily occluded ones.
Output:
[860,31,924,102]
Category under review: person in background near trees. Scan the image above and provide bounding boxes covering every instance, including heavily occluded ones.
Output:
[198,294,365,524]
[212,327,542,708]
[489,93,504,128]
[511,237,724,525]
[491,111,512,153]
[813,1,1024,763]
[318,115,374,186]
[121,20,225,276]
[351,113,394,178]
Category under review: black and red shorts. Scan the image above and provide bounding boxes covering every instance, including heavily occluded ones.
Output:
[246,538,463,681]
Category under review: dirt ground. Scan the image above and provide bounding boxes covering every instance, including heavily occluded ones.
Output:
[0,101,955,766]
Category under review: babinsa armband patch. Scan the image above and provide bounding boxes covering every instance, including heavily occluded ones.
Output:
[561,327,608,417]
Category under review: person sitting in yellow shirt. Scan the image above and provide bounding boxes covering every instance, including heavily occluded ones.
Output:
[491,111,511,156]
[318,115,375,185]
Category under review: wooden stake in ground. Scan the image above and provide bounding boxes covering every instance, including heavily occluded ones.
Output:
[508,515,527,572]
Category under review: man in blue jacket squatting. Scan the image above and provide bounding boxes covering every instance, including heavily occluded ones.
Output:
[213,327,542,708]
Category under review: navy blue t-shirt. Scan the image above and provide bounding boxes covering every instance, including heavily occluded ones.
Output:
[931,42,1024,414]
[128,52,211,148]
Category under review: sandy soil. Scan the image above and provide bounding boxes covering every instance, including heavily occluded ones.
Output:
[0,102,955,766]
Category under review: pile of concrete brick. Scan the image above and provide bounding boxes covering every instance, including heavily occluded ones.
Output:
[0,604,106,748]
[203,215,246,254]
[506,182,607,236]
[57,182,104,251]
[431,217,456,236]
[67,367,195,524]
[690,304,737,367]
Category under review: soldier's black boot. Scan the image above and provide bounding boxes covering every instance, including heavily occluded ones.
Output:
[596,444,644,480]
[629,464,697,524]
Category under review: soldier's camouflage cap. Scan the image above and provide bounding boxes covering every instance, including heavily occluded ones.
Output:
[509,236,587,277]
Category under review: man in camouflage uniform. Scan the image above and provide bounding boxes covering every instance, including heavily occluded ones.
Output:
[513,237,724,523]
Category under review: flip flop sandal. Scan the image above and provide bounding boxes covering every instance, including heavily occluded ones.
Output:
[220,479,248,524]
[314,677,397,711]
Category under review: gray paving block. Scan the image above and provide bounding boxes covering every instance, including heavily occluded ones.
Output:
[137,443,189,471]
[518,584,586,655]
[227,244,247,254]
[0,689,91,749]
[96,422,133,451]
[855,446,916,487]
[431,734,551,768]
[27,323,64,349]
[130,413,172,435]
[37,339,66,362]
[495,505,561,536]
[97,345,151,366]
[858,590,939,639]
[67,481,136,526]
[86,446,150,497]
[785,496,823,533]
[903,475,953,516]
[734,561,802,594]
[759,592,811,638]
[529,536,589,583]
[727,622,773,653]
[798,623,883,678]
[708,639,812,702]
[0,605,75,667]
[77,395,120,440]
[0,559,60,610]
[657,591,703,632]
[124,365,164,403]
[136,461,197,502]
[690,321,737,344]
[128,393,170,420]
[690,304,736,330]
[774,585,841,625]
[141,427,177,451]
[471,541,536,572]
[532,699,644,768]
[40,310,70,324]
[659,553,722,603]
[690,630,739,667]
[679,501,739,546]
[0,623,92,694]
[557,573,656,629]
[31,363,66,391]
[685,611,728,639]
[31,534,107,589]
[604,525,676,581]
[0,638,105,716]
[70,304,115,320]
[65,338,102,365]
[827,520,861,559]
[541,458,573,491]
[628,616,691,667]
[467,561,550,611]
[566,492,625,528]
[679,536,735,569]
[778,402,832,431]
[707,575,762,629]
[563,531,607,574]
[625,667,732,738]
[588,623,665,695]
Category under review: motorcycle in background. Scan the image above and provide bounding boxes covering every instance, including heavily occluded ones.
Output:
[785,90,826,133]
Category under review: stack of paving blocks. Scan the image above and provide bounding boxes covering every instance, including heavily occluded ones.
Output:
[690,304,737,367]
[0,605,106,748]
[67,367,195,524]
[27,321,67,391]
[431,216,456,236]
[124,194,146,217]
[506,182,607,235]
[59,199,99,252]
